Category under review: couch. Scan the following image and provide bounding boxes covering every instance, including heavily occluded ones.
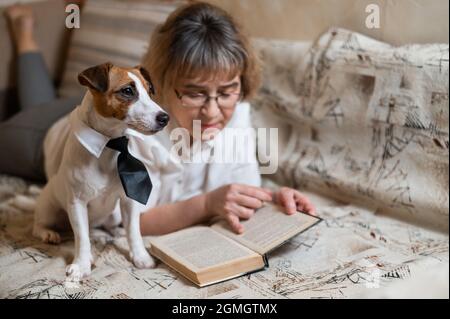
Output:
[0,0,448,299]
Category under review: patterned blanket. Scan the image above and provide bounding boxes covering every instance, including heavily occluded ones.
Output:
[0,175,447,298]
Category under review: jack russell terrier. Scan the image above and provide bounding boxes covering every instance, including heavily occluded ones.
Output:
[33,62,169,281]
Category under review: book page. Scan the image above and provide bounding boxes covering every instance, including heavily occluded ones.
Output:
[211,203,321,255]
[149,226,260,272]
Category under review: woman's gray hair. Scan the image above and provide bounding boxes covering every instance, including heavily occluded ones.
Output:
[143,2,261,104]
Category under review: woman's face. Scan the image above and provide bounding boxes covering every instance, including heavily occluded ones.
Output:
[166,74,242,141]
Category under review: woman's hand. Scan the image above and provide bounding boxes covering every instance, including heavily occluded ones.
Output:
[205,184,273,234]
[274,187,316,216]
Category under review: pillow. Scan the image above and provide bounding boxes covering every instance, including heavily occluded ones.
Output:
[58,0,181,98]
[250,38,312,181]
[253,28,449,229]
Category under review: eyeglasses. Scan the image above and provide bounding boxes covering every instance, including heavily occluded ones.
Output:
[174,89,242,109]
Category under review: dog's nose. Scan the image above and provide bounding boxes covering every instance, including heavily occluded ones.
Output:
[156,112,170,127]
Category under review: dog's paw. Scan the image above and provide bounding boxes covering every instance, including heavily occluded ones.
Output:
[66,262,91,282]
[33,227,61,244]
[131,251,156,269]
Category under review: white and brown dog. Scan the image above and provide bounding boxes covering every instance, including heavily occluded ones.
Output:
[33,62,169,281]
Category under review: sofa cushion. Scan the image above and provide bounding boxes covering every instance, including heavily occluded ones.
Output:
[58,0,181,98]
[250,38,312,168]
[252,28,449,231]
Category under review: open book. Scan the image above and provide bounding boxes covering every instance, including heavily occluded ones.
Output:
[149,203,322,287]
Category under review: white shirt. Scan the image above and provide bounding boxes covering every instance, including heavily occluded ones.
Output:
[43,101,262,210]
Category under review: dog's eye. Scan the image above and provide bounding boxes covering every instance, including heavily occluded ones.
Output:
[120,87,134,96]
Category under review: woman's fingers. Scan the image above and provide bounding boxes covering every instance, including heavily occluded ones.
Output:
[235,194,264,210]
[298,200,316,215]
[237,185,273,202]
[293,190,317,216]
[278,187,317,216]
[217,184,273,235]
[235,205,255,220]
[226,213,244,234]
[262,188,273,197]
[220,185,317,235]
[221,185,317,234]
[225,202,254,220]
[278,188,297,215]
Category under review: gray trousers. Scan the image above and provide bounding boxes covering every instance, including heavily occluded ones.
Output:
[0,53,82,183]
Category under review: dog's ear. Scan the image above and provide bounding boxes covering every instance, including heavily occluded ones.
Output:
[78,62,113,93]
[136,65,155,95]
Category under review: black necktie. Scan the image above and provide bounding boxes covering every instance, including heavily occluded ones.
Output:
[106,136,152,205]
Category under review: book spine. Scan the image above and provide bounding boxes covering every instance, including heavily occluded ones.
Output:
[263,254,269,268]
